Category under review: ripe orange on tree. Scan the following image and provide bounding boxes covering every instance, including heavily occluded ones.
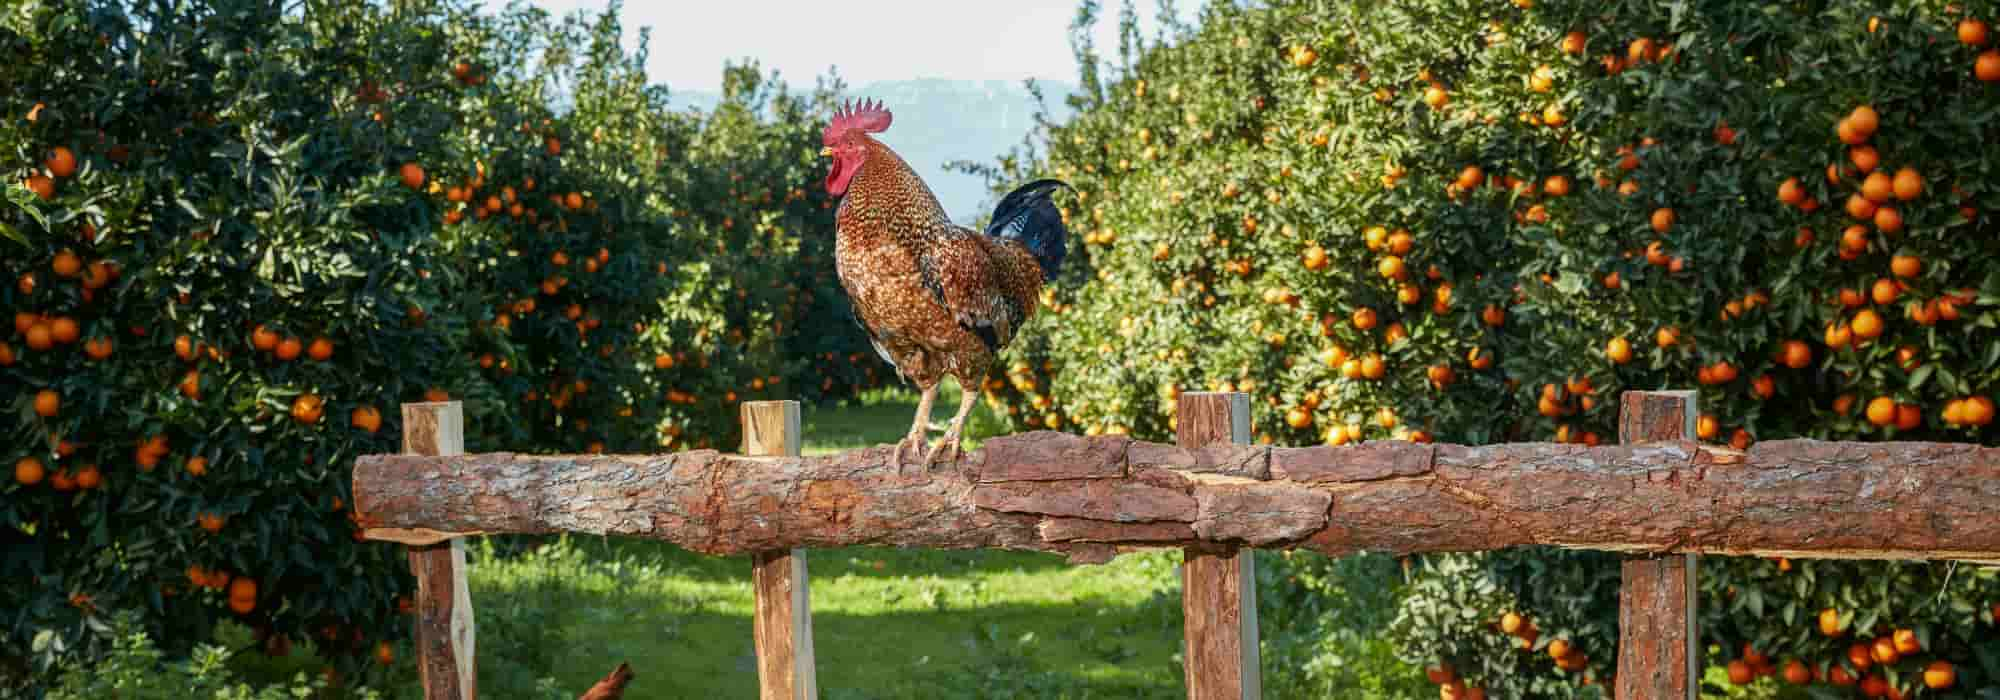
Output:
[33,389,60,417]
[44,146,78,178]
[398,162,425,190]
[1962,18,1991,46]
[14,457,45,486]
[291,394,325,424]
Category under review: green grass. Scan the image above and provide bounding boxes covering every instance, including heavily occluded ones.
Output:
[444,383,1191,699]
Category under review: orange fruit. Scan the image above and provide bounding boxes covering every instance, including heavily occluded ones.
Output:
[1422,85,1449,109]
[291,394,325,425]
[1896,403,1921,430]
[1850,145,1880,173]
[1455,165,1484,190]
[1978,50,2000,82]
[1890,255,1920,278]
[1499,612,1525,635]
[1866,397,1898,426]
[1480,304,1505,327]
[1851,309,1884,339]
[1359,354,1386,380]
[307,337,334,361]
[48,317,78,345]
[83,336,113,360]
[1726,660,1753,685]
[73,464,100,490]
[1829,666,1855,686]
[229,577,257,602]
[1655,326,1680,348]
[1891,167,1922,201]
[1377,255,1407,280]
[1964,396,1996,425]
[1848,642,1874,670]
[1846,193,1878,221]
[1870,636,1900,665]
[186,456,207,476]
[1841,224,1871,252]
[1778,340,1812,369]
[24,174,55,200]
[229,595,255,615]
[1301,244,1328,270]
[1466,347,1493,370]
[44,146,77,178]
[1696,414,1720,440]
[23,322,52,351]
[398,162,425,190]
[1751,375,1775,400]
[1872,278,1901,305]
[1561,31,1587,54]
[50,249,82,278]
[1606,337,1633,364]
[1873,205,1903,233]
[250,325,279,351]
[1962,18,1991,46]
[179,369,201,400]
[1782,659,1811,684]
[1776,177,1804,205]
[1387,230,1414,255]
[352,406,383,433]
[1891,628,1920,654]
[425,388,451,402]
[1848,105,1879,138]
[14,457,45,486]
[0,341,15,366]
[374,641,395,666]
[1860,172,1893,203]
[1352,307,1378,330]
[1427,665,1457,685]
[1544,175,1571,196]
[1650,208,1674,233]
[1427,364,1455,389]
[1285,407,1312,429]
[1859,674,1887,698]
[1923,660,1955,689]
[275,336,303,361]
[33,389,59,417]
[1547,639,1572,660]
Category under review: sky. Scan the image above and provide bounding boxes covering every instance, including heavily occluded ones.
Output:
[527,0,1198,92]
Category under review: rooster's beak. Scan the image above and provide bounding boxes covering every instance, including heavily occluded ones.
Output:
[819,147,834,157]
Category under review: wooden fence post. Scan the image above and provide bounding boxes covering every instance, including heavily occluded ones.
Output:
[1615,390,1699,700]
[402,401,475,700]
[1176,392,1259,700]
[744,401,817,700]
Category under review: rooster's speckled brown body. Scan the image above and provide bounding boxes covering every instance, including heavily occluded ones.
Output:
[820,98,1070,467]
[834,136,1044,391]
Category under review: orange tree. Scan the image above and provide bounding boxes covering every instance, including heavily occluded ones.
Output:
[982,0,2000,696]
[2,0,853,689]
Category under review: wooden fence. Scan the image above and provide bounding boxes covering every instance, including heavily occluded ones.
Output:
[355,391,2000,700]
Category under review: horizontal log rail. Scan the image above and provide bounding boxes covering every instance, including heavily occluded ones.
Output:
[356,431,2000,564]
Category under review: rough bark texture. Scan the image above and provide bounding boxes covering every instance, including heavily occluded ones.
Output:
[1616,391,1699,700]
[1177,393,1258,700]
[401,402,474,700]
[354,431,2000,563]
[741,401,816,700]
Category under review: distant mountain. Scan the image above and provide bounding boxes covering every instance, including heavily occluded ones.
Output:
[669,79,1075,222]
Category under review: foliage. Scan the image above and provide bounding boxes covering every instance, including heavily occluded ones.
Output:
[0,0,868,691]
[43,610,382,700]
[980,0,2000,696]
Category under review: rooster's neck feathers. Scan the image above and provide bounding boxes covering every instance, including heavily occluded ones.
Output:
[842,136,952,229]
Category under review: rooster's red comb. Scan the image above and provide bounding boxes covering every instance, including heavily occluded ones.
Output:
[824,98,892,143]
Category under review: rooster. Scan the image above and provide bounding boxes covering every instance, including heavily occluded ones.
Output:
[820,98,1071,469]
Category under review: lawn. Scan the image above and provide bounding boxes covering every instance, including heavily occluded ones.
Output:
[424,383,1195,699]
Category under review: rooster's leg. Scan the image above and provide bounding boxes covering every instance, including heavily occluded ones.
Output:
[923,385,980,468]
[894,384,938,473]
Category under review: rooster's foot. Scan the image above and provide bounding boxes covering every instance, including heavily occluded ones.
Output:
[890,434,927,474]
[922,431,964,469]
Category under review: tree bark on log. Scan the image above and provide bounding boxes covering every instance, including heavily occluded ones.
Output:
[353,432,2000,563]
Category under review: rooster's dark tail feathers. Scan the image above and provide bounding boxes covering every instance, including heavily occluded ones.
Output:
[984,179,1073,281]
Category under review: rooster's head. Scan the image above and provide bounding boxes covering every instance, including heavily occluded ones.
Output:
[819,98,892,196]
